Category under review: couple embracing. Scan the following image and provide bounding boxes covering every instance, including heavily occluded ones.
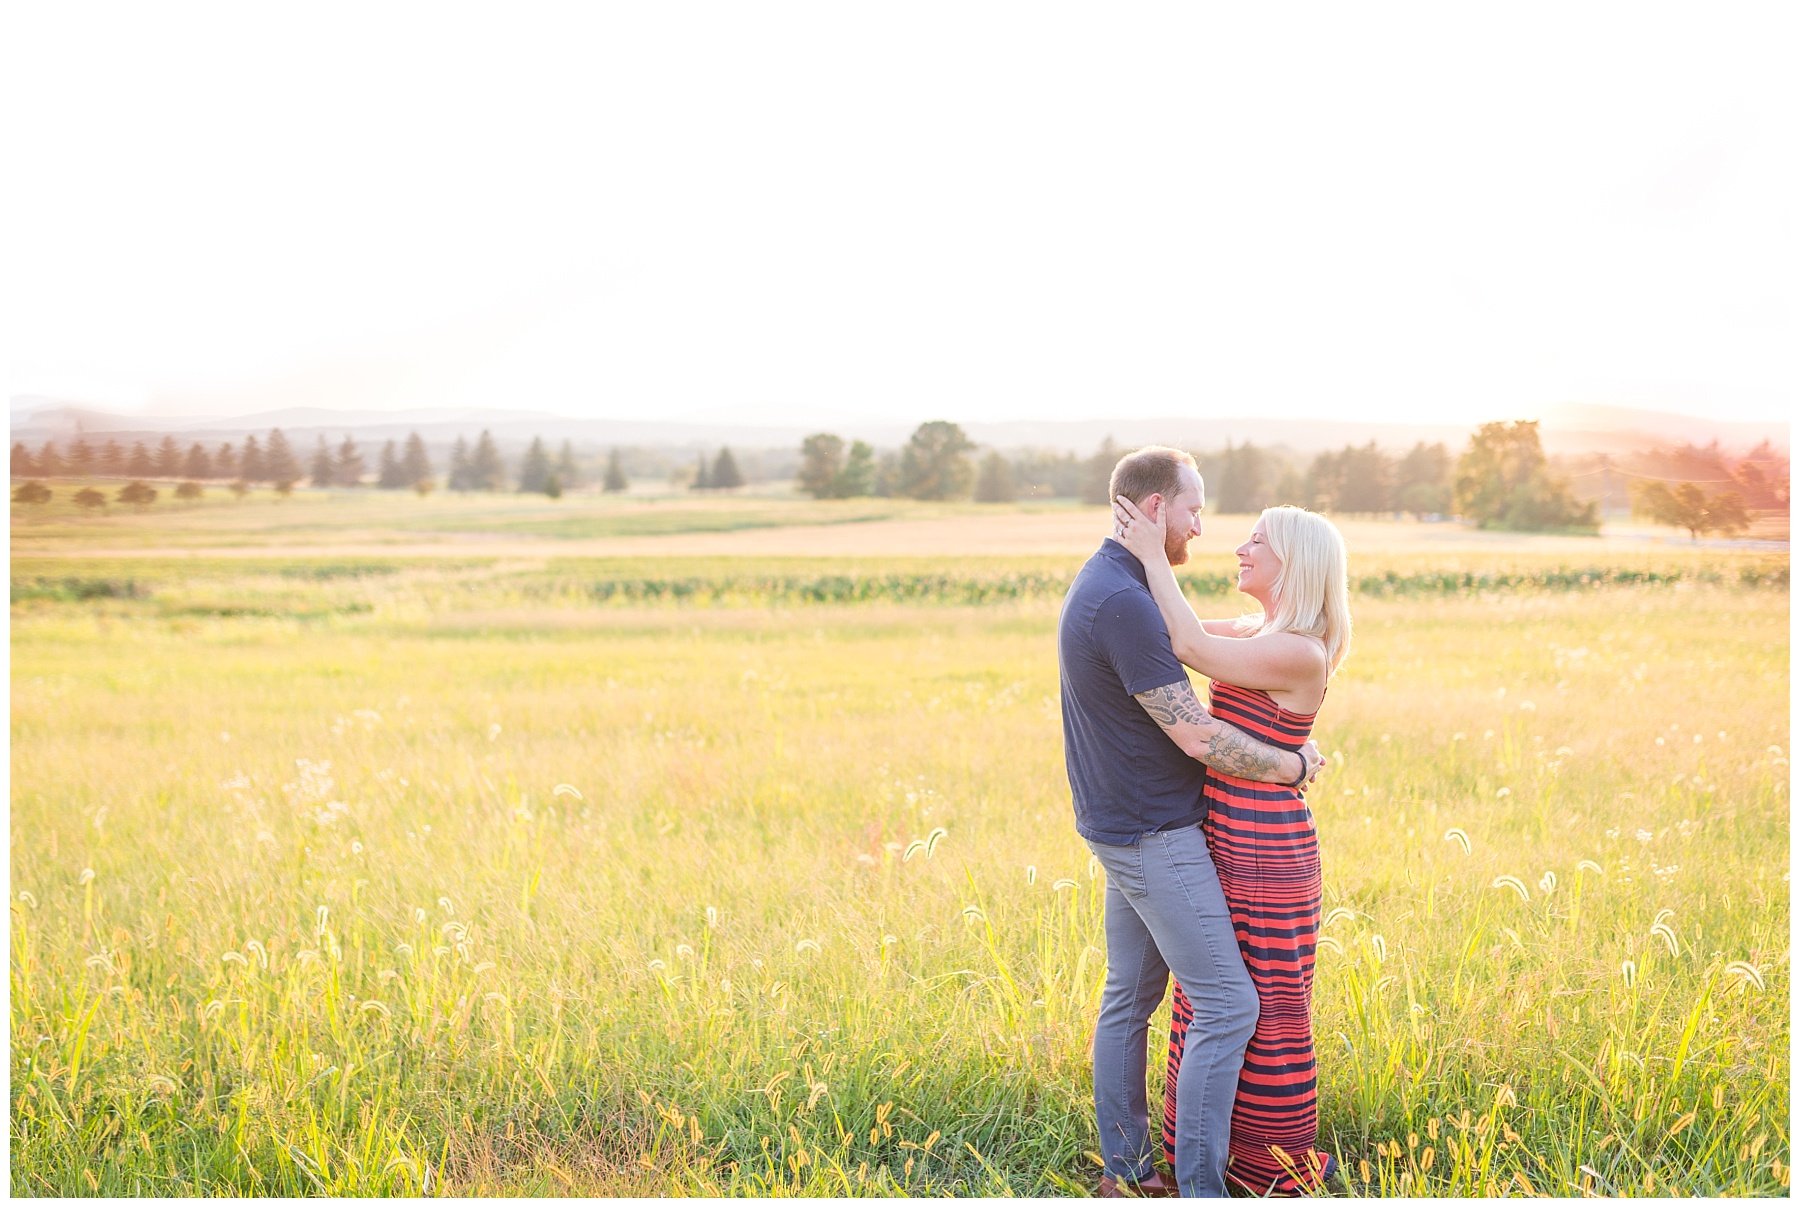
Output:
[1058,445,1352,1197]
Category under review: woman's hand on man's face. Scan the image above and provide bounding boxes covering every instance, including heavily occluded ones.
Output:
[1112,494,1169,565]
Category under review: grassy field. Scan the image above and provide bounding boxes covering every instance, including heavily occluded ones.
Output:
[10,493,1791,1196]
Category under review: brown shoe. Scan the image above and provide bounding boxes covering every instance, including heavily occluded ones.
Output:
[1098,1170,1179,1197]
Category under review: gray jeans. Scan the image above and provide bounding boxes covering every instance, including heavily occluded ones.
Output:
[1087,825,1258,1197]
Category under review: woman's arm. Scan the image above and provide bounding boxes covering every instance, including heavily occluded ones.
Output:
[1113,496,1325,694]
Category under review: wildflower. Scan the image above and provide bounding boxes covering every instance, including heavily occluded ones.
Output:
[961,905,985,924]
[1650,922,1678,955]
[1538,871,1557,895]
[795,938,821,955]
[1442,828,1471,855]
[1620,959,1636,988]
[552,784,584,801]
[1495,787,1511,798]
[1052,878,1077,891]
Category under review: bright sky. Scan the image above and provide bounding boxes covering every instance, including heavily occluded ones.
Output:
[8,3,1795,427]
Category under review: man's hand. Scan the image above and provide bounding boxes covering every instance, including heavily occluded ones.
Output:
[1134,680,1304,784]
[1298,740,1325,787]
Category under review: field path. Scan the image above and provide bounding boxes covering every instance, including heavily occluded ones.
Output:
[15,512,1785,560]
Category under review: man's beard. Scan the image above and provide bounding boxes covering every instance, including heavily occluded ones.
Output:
[1165,528,1192,566]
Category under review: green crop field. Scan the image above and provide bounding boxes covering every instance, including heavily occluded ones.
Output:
[9,493,1791,1196]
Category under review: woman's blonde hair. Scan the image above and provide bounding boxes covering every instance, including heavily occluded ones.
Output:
[1237,506,1352,674]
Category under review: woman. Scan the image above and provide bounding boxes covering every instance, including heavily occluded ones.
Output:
[1111,498,1351,1196]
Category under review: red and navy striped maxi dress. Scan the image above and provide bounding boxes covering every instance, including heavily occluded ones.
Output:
[1162,680,1333,1195]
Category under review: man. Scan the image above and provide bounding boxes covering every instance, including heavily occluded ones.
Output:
[1059,445,1321,1198]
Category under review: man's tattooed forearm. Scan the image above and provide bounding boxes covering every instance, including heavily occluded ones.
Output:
[1134,681,1294,781]
[1202,726,1284,781]
[1134,682,1208,727]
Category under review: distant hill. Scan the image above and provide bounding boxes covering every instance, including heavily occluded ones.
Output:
[7,396,1787,457]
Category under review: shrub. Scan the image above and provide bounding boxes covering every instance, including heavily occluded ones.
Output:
[117,481,158,510]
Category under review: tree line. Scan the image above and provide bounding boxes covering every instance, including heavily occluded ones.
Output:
[793,419,1786,534]
[8,429,646,499]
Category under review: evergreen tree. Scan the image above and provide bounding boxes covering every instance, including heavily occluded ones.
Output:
[334,435,366,487]
[184,443,214,480]
[1273,464,1305,506]
[517,437,551,493]
[68,434,95,475]
[448,436,473,491]
[37,442,64,478]
[265,429,301,488]
[974,451,1017,502]
[691,452,711,490]
[470,430,505,491]
[377,440,405,489]
[99,440,126,476]
[239,435,266,484]
[11,442,35,476]
[603,448,629,493]
[214,442,237,480]
[401,433,433,490]
[555,440,581,489]
[1217,442,1271,514]
[711,446,744,490]
[154,435,183,478]
[310,436,335,487]
[127,441,156,477]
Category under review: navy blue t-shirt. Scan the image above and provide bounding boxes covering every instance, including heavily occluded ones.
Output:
[1058,540,1209,844]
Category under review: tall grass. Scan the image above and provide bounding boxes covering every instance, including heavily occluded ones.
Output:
[10,563,1789,1195]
